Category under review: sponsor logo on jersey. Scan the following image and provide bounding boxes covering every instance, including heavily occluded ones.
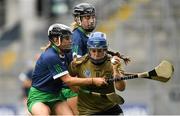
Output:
[84,69,91,77]
[54,64,63,73]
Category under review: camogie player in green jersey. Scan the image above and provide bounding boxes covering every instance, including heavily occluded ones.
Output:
[69,32,126,115]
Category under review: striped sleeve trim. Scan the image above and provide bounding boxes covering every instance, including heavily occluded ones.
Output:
[53,71,69,80]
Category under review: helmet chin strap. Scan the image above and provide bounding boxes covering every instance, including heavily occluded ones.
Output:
[53,36,61,47]
[50,36,61,47]
[52,37,71,54]
[51,36,62,54]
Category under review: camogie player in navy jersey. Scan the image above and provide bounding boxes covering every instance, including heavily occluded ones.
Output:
[72,3,96,57]
[63,3,97,114]
[27,23,106,115]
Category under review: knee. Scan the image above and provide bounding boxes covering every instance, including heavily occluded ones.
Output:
[54,101,73,115]
[31,102,51,115]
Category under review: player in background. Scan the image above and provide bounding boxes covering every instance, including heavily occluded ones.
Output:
[71,3,96,57]
[27,23,107,115]
[18,54,40,115]
[69,32,126,115]
[18,66,33,115]
[19,67,33,101]
[61,3,97,114]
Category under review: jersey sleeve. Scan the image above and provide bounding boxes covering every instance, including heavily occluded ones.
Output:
[72,32,83,57]
[45,54,69,80]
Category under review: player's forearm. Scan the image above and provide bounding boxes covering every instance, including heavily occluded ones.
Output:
[62,75,92,86]
[68,77,93,86]
[115,80,126,91]
[114,73,126,91]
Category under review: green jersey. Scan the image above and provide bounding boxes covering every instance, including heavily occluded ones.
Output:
[69,55,122,115]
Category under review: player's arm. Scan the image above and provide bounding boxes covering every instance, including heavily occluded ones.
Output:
[111,56,126,91]
[18,72,32,88]
[114,73,126,91]
[60,74,107,87]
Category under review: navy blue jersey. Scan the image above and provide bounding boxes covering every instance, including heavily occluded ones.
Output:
[32,47,73,94]
[72,27,89,57]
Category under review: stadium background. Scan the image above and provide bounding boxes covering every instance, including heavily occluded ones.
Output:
[0,0,179,115]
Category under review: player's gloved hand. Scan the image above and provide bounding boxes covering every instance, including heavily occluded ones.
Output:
[92,78,107,86]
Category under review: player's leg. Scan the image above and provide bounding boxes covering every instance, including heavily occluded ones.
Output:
[27,87,64,115]
[67,96,78,115]
[61,88,79,115]
[31,102,51,115]
[54,101,74,115]
[23,97,31,115]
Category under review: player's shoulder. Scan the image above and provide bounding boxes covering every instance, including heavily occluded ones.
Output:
[71,54,89,67]
[72,29,81,36]
[42,48,58,61]
[73,28,86,38]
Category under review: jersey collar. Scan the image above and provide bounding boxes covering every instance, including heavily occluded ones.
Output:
[78,27,90,36]
[51,44,64,57]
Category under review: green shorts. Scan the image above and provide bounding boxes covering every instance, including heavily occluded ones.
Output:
[61,88,78,99]
[27,87,66,113]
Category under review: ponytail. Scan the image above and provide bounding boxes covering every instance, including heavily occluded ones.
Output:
[107,50,131,65]
[71,21,79,31]
[41,41,52,51]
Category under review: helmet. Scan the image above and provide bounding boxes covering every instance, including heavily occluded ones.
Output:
[87,32,107,49]
[48,23,72,53]
[87,32,108,65]
[48,23,72,40]
[73,3,95,17]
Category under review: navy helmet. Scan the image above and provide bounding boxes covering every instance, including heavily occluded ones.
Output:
[48,23,72,40]
[73,3,95,17]
[87,32,107,49]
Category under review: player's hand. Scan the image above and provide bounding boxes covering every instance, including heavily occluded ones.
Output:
[92,78,107,86]
[111,56,121,68]
[111,56,124,77]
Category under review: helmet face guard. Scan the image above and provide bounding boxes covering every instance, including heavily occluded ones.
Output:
[87,32,108,65]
